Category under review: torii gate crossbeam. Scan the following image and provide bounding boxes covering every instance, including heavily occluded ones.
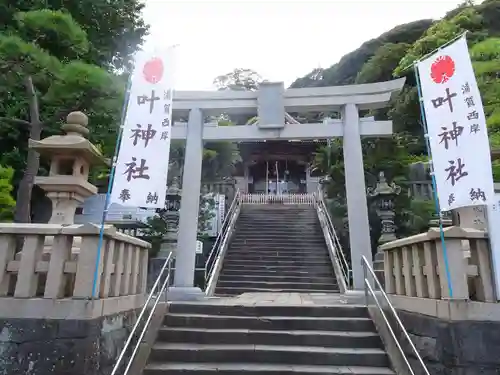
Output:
[168,79,405,300]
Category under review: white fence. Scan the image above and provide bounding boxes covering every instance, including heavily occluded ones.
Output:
[240,193,315,205]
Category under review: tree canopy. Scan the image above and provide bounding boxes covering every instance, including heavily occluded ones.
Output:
[292,0,500,252]
[0,0,148,70]
[0,0,147,222]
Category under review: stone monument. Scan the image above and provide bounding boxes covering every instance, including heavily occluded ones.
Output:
[29,111,108,225]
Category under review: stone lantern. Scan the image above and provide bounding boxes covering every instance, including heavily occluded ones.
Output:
[147,177,182,290]
[367,172,401,287]
[367,171,402,244]
[156,177,182,258]
[29,111,108,225]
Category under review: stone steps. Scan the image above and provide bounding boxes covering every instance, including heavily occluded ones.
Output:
[216,280,339,291]
[224,253,329,261]
[235,223,321,228]
[164,313,375,331]
[220,263,333,271]
[143,303,394,375]
[145,362,396,375]
[215,286,338,295]
[149,343,389,367]
[225,248,328,254]
[214,205,338,296]
[220,267,334,277]
[224,257,331,269]
[230,234,326,240]
[218,274,336,283]
[164,303,371,317]
[158,327,382,347]
[225,242,326,249]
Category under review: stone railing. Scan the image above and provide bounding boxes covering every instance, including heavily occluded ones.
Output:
[0,223,150,299]
[241,193,315,205]
[380,226,494,302]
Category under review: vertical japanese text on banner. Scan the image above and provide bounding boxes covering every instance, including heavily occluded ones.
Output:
[417,35,494,211]
[110,48,176,208]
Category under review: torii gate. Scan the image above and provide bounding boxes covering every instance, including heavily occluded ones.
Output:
[169,79,405,299]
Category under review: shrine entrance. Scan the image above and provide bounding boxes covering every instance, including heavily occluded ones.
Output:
[169,79,406,297]
[249,159,306,194]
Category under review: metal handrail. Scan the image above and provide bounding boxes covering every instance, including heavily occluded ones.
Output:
[110,253,173,375]
[316,189,352,288]
[361,255,430,375]
[205,189,241,283]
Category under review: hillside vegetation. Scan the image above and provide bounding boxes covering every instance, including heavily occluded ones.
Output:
[292,0,500,250]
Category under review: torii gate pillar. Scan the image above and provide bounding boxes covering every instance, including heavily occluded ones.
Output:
[168,78,405,299]
[343,103,372,289]
[167,108,205,301]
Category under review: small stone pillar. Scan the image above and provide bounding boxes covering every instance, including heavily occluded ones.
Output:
[29,111,108,224]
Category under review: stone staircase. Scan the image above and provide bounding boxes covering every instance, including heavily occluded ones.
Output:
[144,302,395,375]
[215,205,339,295]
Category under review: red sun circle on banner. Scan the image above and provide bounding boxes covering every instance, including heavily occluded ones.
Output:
[142,57,164,84]
[430,55,455,84]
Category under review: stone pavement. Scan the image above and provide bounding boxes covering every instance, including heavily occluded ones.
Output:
[198,292,367,306]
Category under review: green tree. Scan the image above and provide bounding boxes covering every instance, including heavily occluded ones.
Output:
[143,194,216,256]
[213,68,262,91]
[0,0,148,70]
[291,0,500,258]
[0,166,16,221]
[0,10,124,223]
[143,68,248,244]
[356,43,411,84]
[394,1,500,176]
[312,133,434,253]
[291,19,432,88]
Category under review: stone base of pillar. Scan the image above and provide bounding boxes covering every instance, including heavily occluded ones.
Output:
[167,286,205,301]
[147,257,170,291]
[157,232,177,259]
[372,250,385,289]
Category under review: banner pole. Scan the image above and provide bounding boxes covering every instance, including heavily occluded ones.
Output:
[414,63,454,298]
[90,77,132,299]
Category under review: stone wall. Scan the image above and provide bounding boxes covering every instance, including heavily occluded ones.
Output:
[397,309,500,375]
[0,309,140,375]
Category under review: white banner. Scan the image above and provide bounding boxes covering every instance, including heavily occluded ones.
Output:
[110,47,176,208]
[417,35,494,211]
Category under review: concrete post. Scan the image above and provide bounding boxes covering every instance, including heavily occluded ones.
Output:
[169,108,205,300]
[342,103,372,289]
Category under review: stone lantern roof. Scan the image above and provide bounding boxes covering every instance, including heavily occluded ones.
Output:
[30,111,110,225]
[29,111,109,166]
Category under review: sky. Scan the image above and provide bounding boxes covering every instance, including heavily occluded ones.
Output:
[142,0,469,90]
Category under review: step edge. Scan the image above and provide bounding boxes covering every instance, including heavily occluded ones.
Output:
[145,362,395,374]
[165,313,371,320]
[151,343,388,354]
[159,327,379,336]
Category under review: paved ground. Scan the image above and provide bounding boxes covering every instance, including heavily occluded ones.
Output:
[198,292,367,306]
